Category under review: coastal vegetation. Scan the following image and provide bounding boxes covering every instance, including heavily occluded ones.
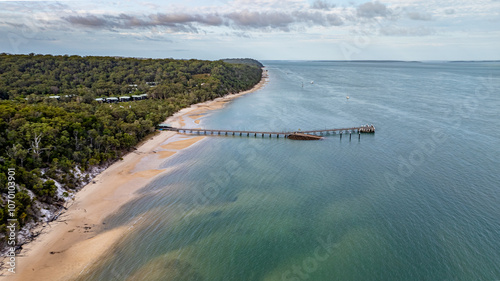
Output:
[222,58,264,68]
[0,54,262,243]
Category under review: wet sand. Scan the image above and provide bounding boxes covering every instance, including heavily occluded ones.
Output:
[161,136,206,150]
[158,151,177,159]
[7,70,268,280]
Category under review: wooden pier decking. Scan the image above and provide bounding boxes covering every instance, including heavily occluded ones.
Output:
[160,125,375,139]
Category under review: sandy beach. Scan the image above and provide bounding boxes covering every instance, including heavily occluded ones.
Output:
[6,70,268,281]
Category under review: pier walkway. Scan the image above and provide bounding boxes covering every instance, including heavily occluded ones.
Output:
[161,125,375,139]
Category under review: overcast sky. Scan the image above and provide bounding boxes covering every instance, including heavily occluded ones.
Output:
[1,0,499,60]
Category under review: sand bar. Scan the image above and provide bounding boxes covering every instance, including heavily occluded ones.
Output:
[6,70,268,280]
[161,136,206,150]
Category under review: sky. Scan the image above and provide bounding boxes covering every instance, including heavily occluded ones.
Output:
[0,0,499,61]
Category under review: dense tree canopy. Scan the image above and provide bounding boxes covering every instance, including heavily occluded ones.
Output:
[0,53,262,101]
[0,54,263,235]
[222,58,264,68]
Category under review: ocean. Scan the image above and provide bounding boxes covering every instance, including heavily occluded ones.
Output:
[78,61,500,281]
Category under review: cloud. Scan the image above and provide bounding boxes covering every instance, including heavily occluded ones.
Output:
[357,1,390,18]
[227,10,344,30]
[64,13,225,33]
[224,31,252,38]
[380,26,435,36]
[292,11,325,26]
[64,15,109,28]
[150,13,223,26]
[294,11,324,25]
[226,10,344,31]
[117,31,174,42]
[326,14,343,26]
[407,12,432,21]
[229,0,304,10]
[226,10,295,31]
[118,14,148,27]
[311,0,335,11]
[444,9,455,15]
[63,9,345,33]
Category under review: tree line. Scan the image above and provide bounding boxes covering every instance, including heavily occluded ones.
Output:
[0,54,263,237]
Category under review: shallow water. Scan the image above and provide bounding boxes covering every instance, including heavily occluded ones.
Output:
[79,61,500,281]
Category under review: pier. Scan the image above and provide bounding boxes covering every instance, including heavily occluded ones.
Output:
[159,125,375,140]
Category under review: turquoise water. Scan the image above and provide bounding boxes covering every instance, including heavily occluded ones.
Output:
[79,61,500,281]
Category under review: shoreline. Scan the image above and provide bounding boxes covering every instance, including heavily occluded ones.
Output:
[5,70,268,280]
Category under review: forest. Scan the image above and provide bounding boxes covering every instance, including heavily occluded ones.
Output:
[0,54,263,237]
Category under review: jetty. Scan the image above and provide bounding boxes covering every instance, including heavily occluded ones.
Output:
[158,124,375,140]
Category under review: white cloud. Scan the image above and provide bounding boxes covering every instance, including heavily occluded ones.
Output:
[380,26,436,36]
[311,0,335,11]
[407,12,433,21]
[357,1,391,18]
